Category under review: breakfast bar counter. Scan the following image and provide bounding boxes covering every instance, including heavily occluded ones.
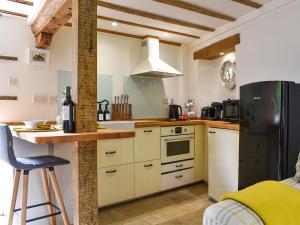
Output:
[10,127,135,144]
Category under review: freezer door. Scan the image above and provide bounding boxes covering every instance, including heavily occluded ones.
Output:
[239,81,283,189]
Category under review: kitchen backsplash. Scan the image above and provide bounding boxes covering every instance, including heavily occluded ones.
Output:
[57,71,168,119]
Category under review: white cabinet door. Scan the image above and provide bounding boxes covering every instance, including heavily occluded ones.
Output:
[134,127,161,162]
[98,164,134,207]
[208,128,239,201]
[134,159,161,198]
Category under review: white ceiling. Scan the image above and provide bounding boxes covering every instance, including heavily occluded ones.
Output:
[1,0,272,45]
[97,0,272,44]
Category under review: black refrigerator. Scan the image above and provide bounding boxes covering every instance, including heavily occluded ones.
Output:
[239,81,300,189]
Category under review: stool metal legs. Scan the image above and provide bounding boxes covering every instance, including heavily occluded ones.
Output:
[41,169,56,225]
[8,170,21,225]
[21,170,29,225]
[49,168,70,225]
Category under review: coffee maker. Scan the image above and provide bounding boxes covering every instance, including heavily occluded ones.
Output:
[169,104,182,121]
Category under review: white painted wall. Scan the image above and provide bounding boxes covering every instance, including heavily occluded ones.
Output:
[0,15,185,122]
[188,0,300,108]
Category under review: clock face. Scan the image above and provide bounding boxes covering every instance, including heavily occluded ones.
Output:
[220,60,236,90]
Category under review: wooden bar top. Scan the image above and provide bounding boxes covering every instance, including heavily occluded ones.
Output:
[11,127,135,144]
[135,119,239,131]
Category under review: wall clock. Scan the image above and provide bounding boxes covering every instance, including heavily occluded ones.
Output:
[220,59,236,90]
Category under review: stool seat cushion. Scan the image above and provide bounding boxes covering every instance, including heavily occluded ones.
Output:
[16,155,70,170]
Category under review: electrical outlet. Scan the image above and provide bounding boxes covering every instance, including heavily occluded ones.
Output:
[49,95,57,104]
[8,77,18,87]
[32,94,48,104]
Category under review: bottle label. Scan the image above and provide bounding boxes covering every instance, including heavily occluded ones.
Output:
[106,114,111,121]
[98,114,103,121]
[62,106,69,120]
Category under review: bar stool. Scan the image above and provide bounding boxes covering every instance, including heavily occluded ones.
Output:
[0,125,70,225]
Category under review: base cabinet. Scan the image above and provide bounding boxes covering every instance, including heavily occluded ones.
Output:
[98,164,134,207]
[134,159,161,198]
[208,128,239,201]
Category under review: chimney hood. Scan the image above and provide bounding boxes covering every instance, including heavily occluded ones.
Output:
[131,37,183,78]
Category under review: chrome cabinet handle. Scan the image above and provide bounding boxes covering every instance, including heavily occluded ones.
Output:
[175,175,183,179]
[144,163,153,168]
[209,131,216,134]
[176,164,184,168]
[144,130,153,133]
[106,169,117,174]
[106,151,116,155]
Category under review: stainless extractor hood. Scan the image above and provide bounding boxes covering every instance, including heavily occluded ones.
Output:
[131,37,183,78]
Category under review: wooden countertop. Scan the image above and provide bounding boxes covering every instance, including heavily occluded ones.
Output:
[135,119,239,131]
[11,127,135,144]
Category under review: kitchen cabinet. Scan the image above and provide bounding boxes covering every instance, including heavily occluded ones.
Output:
[208,128,239,201]
[194,125,204,182]
[98,164,134,207]
[161,168,195,191]
[134,127,161,162]
[134,159,161,198]
[203,125,209,182]
[97,138,134,168]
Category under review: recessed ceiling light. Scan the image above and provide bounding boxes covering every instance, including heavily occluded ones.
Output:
[164,32,169,37]
[220,52,225,56]
[112,21,118,27]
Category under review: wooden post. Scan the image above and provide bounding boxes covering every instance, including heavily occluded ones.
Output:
[72,0,98,225]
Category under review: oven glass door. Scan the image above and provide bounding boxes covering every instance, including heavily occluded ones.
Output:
[161,135,194,163]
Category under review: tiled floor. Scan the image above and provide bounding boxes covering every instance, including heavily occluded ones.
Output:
[99,183,212,225]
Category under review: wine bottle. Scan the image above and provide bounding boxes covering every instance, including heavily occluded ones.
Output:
[104,104,110,121]
[97,104,104,121]
[62,86,75,133]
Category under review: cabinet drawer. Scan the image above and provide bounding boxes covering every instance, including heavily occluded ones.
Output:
[161,168,194,191]
[97,138,134,168]
[135,159,161,198]
[98,164,134,207]
[161,160,194,173]
[134,127,161,162]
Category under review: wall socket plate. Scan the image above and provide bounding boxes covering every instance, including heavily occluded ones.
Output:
[49,96,57,104]
[8,77,18,87]
[32,94,48,104]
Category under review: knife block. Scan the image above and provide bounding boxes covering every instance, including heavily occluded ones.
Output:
[112,104,132,120]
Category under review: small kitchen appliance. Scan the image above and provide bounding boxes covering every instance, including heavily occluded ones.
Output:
[200,107,214,120]
[210,102,223,120]
[169,104,182,121]
[222,99,239,122]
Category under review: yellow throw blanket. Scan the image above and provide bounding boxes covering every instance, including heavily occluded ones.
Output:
[221,181,300,225]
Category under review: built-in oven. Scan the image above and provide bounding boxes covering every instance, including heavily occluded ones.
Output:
[161,126,194,164]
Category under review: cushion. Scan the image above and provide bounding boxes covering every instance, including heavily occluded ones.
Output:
[295,153,300,182]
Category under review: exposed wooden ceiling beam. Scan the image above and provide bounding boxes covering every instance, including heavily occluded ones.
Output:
[98,28,182,46]
[97,1,215,32]
[0,9,27,17]
[31,0,72,48]
[98,16,200,39]
[152,0,235,22]
[194,34,240,60]
[231,0,262,9]
[65,22,181,46]
[8,0,34,6]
